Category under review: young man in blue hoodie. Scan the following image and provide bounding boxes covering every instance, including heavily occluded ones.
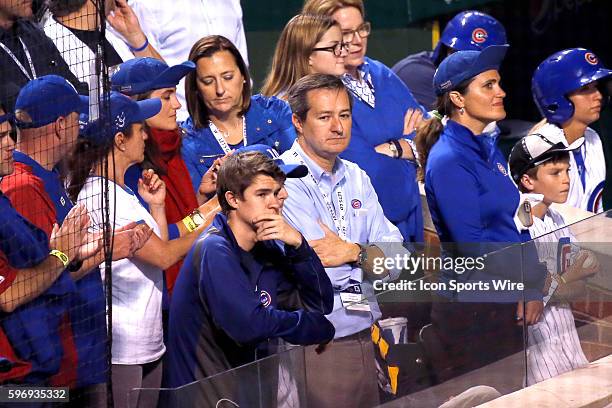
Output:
[165,146,335,406]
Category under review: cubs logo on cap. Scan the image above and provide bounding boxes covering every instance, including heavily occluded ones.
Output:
[496,162,507,176]
[471,28,488,44]
[584,52,598,65]
[259,290,272,308]
[351,199,362,209]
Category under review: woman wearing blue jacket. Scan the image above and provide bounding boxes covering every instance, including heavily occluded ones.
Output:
[303,0,425,242]
[415,46,546,380]
[181,35,296,192]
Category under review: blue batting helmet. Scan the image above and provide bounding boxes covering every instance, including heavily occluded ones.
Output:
[432,11,508,64]
[532,48,612,125]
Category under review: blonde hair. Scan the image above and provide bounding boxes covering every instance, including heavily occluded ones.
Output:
[261,14,338,97]
[302,0,365,17]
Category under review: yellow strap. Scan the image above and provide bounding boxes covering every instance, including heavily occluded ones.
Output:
[49,249,69,266]
[432,20,440,49]
[559,274,567,284]
[371,324,380,343]
[388,366,399,395]
[182,215,197,233]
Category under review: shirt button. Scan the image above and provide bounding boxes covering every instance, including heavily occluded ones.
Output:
[267,119,272,124]
[256,127,261,131]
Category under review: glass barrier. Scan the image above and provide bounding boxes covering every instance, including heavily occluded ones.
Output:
[130,209,611,408]
[132,345,307,408]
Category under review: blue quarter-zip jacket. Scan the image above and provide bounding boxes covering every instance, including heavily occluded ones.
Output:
[425,120,546,302]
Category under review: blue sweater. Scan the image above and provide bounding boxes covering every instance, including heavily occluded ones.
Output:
[341,57,425,242]
[164,213,334,389]
[425,121,545,301]
[181,94,296,192]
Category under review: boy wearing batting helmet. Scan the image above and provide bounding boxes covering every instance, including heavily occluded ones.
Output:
[532,48,612,213]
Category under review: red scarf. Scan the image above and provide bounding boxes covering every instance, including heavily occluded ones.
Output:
[148,128,198,294]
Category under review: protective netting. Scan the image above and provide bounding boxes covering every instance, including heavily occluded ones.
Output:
[0,1,114,405]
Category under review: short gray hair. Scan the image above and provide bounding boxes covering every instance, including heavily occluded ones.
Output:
[287,74,352,122]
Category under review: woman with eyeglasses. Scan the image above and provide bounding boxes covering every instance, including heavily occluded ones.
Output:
[261,14,348,98]
[181,35,296,192]
[303,0,426,243]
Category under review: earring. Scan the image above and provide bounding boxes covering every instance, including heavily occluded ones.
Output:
[459,107,465,114]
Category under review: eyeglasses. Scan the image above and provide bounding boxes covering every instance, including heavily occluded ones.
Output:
[311,42,349,57]
[342,22,371,43]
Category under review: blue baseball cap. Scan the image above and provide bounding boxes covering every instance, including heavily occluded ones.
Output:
[433,45,508,96]
[111,58,196,96]
[15,75,88,129]
[81,92,161,146]
[235,144,308,178]
[0,113,12,125]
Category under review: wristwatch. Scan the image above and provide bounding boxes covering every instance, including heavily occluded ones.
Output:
[388,141,399,159]
[191,209,206,227]
[356,243,368,267]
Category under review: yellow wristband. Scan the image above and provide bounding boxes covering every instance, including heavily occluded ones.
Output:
[49,249,69,266]
[182,215,197,233]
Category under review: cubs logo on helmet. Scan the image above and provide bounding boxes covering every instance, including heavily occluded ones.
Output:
[472,28,488,44]
[585,52,598,65]
[259,290,272,308]
[432,10,507,63]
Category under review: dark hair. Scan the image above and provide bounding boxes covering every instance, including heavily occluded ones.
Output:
[67,125,136,201]
[185,35,252,129]
[415,78,474,182]
[216,152,286,214]
[46,0,87,17]
[132,90,166,176]
[287,73,352,122]
[517,152,570,193]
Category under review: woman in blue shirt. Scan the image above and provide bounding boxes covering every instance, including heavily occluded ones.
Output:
[303,0,425,242]
[181,35,296,192]
[415,46,546,380]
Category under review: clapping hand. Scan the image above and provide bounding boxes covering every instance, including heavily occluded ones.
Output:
[111,222,154,261]
[50,204,92,262]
